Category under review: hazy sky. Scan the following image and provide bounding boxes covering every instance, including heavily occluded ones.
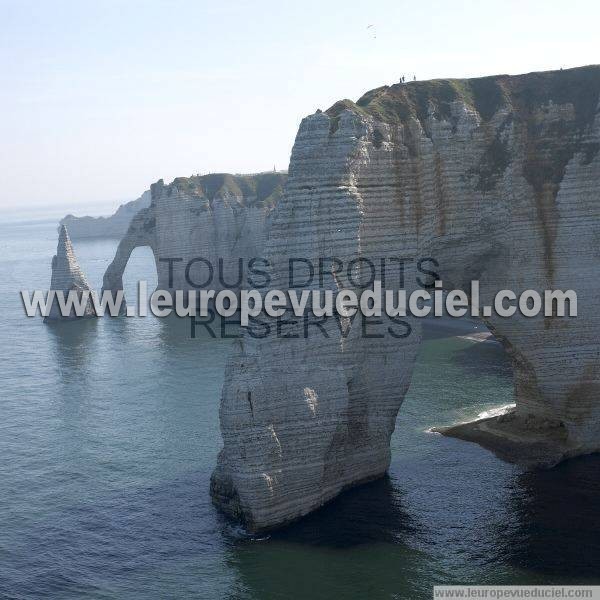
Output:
[2,0,599,215]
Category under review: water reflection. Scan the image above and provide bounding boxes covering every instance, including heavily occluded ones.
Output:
[270,476,417,547]
[46,318,99,384]
[224,478,431,600]
[505,454,600,580]
[6,220,600,599]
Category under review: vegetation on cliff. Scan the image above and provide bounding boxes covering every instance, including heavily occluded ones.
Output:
[327,65,600,133]
[158,172,287,209]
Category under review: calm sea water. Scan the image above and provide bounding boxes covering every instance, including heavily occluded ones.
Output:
[1,219,599,599]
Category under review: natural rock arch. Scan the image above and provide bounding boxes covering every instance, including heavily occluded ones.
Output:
[102,207,156,313]
[211,66,600,532]
[102,173,286,309]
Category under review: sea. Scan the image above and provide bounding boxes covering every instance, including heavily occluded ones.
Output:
[1,217,599,599]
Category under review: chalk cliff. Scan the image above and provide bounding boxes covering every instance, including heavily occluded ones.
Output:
[45,225,96,321]
[102,172,286,306]
[211,66,600,531]
[60,190,152,239]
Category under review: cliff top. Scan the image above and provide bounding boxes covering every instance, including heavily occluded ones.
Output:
[327,64,600,129]
[325,65,600,204]
[151,171,287,208]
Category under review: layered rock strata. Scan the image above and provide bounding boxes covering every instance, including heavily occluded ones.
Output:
[60,190,151,239]
[45,225,96,321]
[211,66,600,531]
[102,172,286,306]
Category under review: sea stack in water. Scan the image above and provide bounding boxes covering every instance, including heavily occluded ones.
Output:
[45,225,96,321]
[211,65,600,531]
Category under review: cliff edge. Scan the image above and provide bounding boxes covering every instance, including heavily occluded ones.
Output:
[60,190,151,239]
[211,65,600,531]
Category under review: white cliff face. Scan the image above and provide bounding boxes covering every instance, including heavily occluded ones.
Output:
[45,225,96,321]
[102,172,286,304]
[60,190,152,239]
[211,66,600,531]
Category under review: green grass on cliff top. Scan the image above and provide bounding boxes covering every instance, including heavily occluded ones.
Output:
[326,64,600,128]
[154,172,287,207]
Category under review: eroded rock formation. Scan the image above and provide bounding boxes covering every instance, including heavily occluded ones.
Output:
[45,225,96,321]
[61,190,151,239]
[211,66,600,531]
[102,172,286,307]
